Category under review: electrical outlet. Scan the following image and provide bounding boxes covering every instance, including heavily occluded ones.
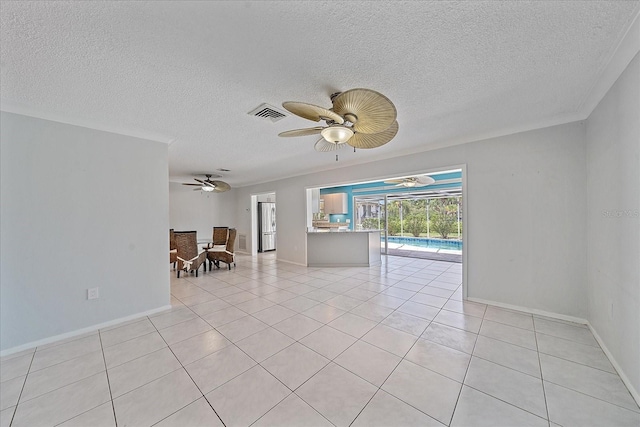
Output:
[87,287,99,300]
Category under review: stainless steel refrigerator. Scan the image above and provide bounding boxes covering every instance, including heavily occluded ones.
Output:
[258,202,276,252]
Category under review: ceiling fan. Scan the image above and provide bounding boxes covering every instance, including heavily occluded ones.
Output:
[384,175,435,188]
[278,88,399,152]
[182,174,231,193]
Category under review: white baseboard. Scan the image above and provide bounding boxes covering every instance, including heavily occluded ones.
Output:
[466,297,588,325]
[307,263,378,268]
[276,258,308,267]
[587,323,640,406]
[0,305,171,358]
[233,251,306,267]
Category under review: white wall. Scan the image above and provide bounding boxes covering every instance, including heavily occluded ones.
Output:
[586,53,640,397]
[0,112,170,352]
[235,121,588,318]
[169,182,237,242]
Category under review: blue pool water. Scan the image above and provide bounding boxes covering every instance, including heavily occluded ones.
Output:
[384,236,463,250]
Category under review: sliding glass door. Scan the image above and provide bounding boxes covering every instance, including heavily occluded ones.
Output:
[354,191,463,257]
[354,195,388,254]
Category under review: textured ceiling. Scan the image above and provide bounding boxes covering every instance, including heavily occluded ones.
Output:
[1,1,638,187]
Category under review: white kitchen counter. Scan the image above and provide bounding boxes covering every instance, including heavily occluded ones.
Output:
[306,230,381,267]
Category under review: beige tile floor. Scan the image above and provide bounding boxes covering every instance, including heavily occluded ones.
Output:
[2,254,639,426]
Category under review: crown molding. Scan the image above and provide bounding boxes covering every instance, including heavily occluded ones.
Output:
[578,9,640,118]
[0,100,175,144]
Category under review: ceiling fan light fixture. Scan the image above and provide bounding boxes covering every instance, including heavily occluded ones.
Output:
[403,181,416,187]
[321,126,354,144]
[202,185,215,192]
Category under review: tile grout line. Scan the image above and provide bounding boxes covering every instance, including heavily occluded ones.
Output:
[534,319,553,424]
[221,258,636,422]
[534,329,603,349]
[541,378,640,414]
[176,264,350,424]
[443,279,591,423]
[346,388,382,427]
[98,330,118,427]
[468,352,542,382]
[346,329,440,426]
[181,267,337,426]
[476,326,542,352]
[344,263,460,425]
[467,312,547,381]
[477,322,614,373]
[460,383,551,423]
[200,258,638,423]
[11,355,110,410]
[7,348,36,427]
[102,326,161,349]
[19,334,102,375]
[451,288,553,423]
[24,255,624,425]
[443,282,472,426]
[250,355,335,427]
[16,344,122,426]
[240,266,399,426]
[342,266,458,425]
[147,314,228,427]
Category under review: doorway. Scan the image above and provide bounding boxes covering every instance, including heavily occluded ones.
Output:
[251,192,276,256]
[354,190,462,262]
[305,166,467,297]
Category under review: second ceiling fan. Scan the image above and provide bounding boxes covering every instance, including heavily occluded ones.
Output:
[384,175,435,188]
[279,88,399,152]
[182,174,231,193]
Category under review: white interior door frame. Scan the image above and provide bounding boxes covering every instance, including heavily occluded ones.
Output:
[250,195,258,256]
[303,164,467,299]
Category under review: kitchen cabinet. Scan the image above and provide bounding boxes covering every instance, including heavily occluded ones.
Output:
[321,193,348,214]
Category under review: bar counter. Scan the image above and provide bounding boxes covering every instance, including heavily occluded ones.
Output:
[306,230,381,267]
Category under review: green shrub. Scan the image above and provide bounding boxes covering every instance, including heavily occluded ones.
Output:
[387,218,401,236]
[429,199,457,239]
[405,215,426,237]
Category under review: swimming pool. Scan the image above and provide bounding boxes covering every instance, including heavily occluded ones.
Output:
[384,236,463,250]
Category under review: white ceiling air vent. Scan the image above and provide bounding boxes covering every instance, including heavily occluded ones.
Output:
[248,103,288,123]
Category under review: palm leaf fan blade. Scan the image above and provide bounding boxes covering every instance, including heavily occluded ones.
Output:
[278,127,324,137]
[281,102,344,124]
[348,121,398,149]
[331,89,397,134]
